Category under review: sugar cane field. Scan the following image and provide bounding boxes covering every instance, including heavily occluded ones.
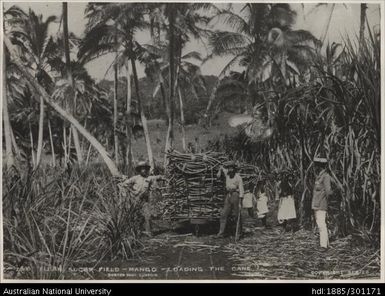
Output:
[1,2,382,280]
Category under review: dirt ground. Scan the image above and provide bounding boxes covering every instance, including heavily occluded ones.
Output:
[94,213,380,280]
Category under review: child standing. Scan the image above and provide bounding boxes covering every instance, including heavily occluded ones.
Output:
[242,184,257,218]
[255,180,269,228]
[276,176,297,231]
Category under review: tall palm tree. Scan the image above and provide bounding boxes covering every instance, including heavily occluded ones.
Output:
[62,2,83,165]
[148,3,215,157]
[5,7,62,168]
[203,4,319,120]
[4,34,121,176]
[79,3,154,170]
[113,31,119,164]
[145,44,207,151]
[165,4,176,156]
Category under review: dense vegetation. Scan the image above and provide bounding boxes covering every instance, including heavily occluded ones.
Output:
[2,3,381,279]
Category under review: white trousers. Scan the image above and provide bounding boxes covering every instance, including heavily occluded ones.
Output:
[314,210,329,248]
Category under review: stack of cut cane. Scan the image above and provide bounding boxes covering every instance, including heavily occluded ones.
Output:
[161,150,261,220]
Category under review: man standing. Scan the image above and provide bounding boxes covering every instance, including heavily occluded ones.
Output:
[312,157,332,250]
[119,161,163,237]
[216,161,244,239]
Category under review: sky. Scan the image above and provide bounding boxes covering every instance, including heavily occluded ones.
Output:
[3,1,381,81]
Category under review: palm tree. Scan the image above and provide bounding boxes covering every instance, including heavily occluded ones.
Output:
[62,2,83,165]
[2,18,15,173]
[3,8,20,170]
[165,4,176,156]
[265,26,320,86]
[148,3,215,157]
[145,45,207,151]
[79,3,154,170]
[51,59,104,164]
[4,35,121,176]
[214,71,248,113]
[203,4,319,120]
[5,7,62,168]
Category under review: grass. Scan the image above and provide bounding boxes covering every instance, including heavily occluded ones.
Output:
[2,164,143,279]
[129,112,241,165]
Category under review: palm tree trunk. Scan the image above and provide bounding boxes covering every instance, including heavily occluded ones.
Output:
[2,73,15,169]
[177,86,186,151]
[203,70,228,125]
[35,96,44,168]
[71,94,83,166]
[63,2,83,165]
[165,6,176,158]
[158,73,168,126]
[5,35,120,176]
[130,57,154,171]
[113,31,119,165]
[125,59,133,171]
[48,119,56,167]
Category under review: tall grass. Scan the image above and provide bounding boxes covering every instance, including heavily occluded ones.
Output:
[2,164,143,279]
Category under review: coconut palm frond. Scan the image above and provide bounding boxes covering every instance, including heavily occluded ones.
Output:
[181,51,202,61]
[208,31,250,57]
[211,10,250,35]
[77,25,117,64]
[190,3,221,15]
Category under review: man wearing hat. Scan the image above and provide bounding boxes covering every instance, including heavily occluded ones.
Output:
[216,161,244,239]
[312,157,332,250]
[119,161,163,237]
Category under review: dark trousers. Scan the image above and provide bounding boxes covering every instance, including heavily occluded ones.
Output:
[137,193,152,234]
[142,201,152,233]
[218,191,242,237]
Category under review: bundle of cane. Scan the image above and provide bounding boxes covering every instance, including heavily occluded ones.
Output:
[161,150,263,220]
[161,150,227,219]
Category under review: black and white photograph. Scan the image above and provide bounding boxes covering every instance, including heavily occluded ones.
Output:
[1,1,383,281]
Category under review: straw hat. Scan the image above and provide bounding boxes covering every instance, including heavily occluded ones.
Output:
[135,161,151,171]
[224,160,237,168]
